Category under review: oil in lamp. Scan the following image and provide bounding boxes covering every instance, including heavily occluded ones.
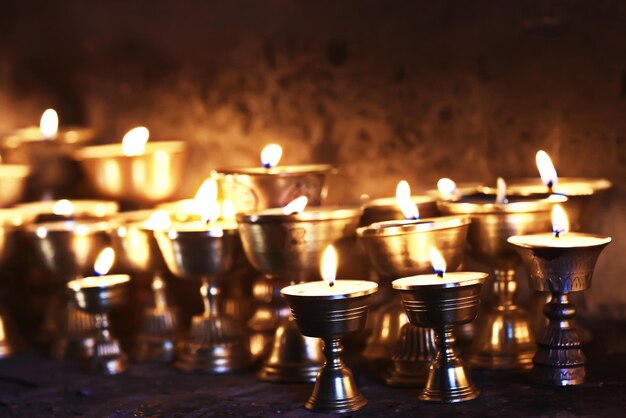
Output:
[393,249,488,403]
[508,204,611,385]
[358,182,470,386]
[67,248,130,374]
[74,126,187,206]
[215,144,335,212]
[237,198,362,383]
[282,245,378,413]
[110,209,178,362]
[154,185,252,373]
[27,219,112,359]
[1,109,96,198]
[438,181,567,370]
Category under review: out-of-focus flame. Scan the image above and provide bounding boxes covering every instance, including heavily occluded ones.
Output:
[495,177,508,204]
[52,199,74,216]
[536,150,558,189]
[143,210,172,231]
[221,199,237,221]
[430,247,446,277]
[193,179,221,224]
[552,204,569,237]
[94,247,115,276]
[395,180,419,220]
[40,109,59,139]
[282,196,308,215]
[320,244,338,287]
[437,178,457,197]
[261,144,282,168]
[122,126,150,156]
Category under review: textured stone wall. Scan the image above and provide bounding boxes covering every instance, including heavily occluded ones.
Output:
[0,0,625,316]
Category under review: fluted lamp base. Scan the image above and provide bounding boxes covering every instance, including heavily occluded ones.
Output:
[81,339,128,374]
[385,324,436,387]
[132,308,177,363]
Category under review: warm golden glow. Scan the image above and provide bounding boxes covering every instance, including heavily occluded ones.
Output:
[395,180,419,220]
[552,204,569,237]
[193,178,220,223]
[122,126,150,156]
[496,177,507,204]
[143,210,172,231]
[52,199,74,216]
[40,108,59,139]
[282,196,308,215]
[437,177,457,197]
[536,150,558,188]
[430,247,446,276]
[320,244,338,286]
[152,276,164,291]
[260,144,282,168]
[221,199,237,221]
[94,247,115,276]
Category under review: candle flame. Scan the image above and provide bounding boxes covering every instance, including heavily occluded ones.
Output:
[437,178,457,197]
[94,247,115,276]
[495,177,508,204]
[52,199,74,216]
[536,150,558,189]
[260,144,282,168]
[122,126,150,156]
[193,179,221,223]
[320,244,338,287]
[430,247,446,277]
[282,196,308,215]
[40,109,59,139]
[221,199,237,221]
[552,204,569,237]
[143,210,172,231]
[395,180,420,220]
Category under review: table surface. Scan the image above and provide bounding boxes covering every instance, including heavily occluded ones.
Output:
[1,320,625,418]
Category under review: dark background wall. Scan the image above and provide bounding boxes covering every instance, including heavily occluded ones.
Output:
[0,0,624,316]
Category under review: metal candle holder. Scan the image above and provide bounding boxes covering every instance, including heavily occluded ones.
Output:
[439,194,566,370]
[282,281,378,413]
[509,234,611,385]
[74,141,187,206]
[215,164,335,212]
[27,220,111,359]
[110,211,177,363]
[357,216,470,386]
[393,273,488,403]
[0,165,30,207]
[237,207,362,382]
[154,226,252,373]
[67,274,131,374]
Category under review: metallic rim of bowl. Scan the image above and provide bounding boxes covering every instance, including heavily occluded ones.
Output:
[357,215,470,238]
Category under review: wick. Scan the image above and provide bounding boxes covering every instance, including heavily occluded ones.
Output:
[262,163,271,169]
[554,229,562,238]
[436,271,444,278]
[547,182,554,192]
[329,282,335,287]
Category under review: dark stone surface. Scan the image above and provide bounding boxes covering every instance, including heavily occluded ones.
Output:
[0,320,625,417]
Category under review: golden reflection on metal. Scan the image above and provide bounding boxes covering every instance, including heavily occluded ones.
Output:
[510,234,611,386]
[154,227,252,373]
[237,207,362,383]
[282,283,377,413]
[0,210,21,357]
[439,194,566,371]
[393,273,487,403]
[357,216,469,386]
[0,164,30,207]
[67,274,131,374]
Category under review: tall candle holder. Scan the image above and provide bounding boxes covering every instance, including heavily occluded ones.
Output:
[439,193,566,370]
[109,210,177,362]
[282,279,378,413]
[358,216,469,386]
[237,207,362,383]
[154,224,252,373]
[393,272,488,403]
[26,221,111,359]
[67,273,131,374]
[509,232,611,385]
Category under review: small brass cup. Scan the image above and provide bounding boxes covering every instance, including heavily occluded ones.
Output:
[67,274,130,374]
[282,281,378,413]
[393,273,488,403]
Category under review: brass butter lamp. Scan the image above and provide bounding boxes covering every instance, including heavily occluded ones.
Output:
[237,200,362,383]
[508,204,611,385]
[282,245,378,413]
[438,181,567,371]
[67,248,130,374]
